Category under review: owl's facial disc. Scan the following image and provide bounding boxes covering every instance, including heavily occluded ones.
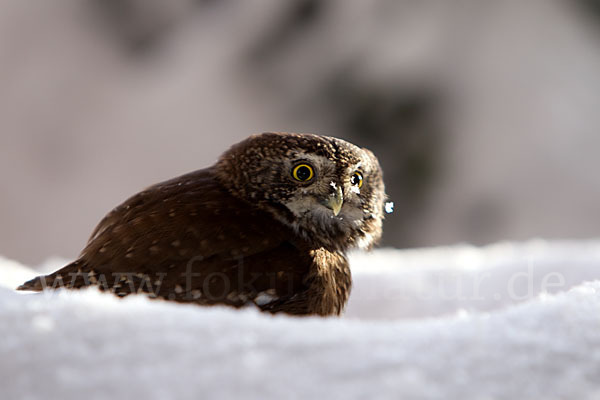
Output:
[279,154,374,249]
[285,178,360,221]
[286,156,350,218]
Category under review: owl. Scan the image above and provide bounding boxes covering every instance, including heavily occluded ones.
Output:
[18,132,387,316]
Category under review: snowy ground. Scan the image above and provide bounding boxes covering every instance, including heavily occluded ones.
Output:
[1,240,600,400]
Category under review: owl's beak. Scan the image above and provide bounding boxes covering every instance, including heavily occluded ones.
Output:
[323,185,344,216]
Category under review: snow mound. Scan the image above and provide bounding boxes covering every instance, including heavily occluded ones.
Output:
[1,240,600,400]
[347,239,600,319]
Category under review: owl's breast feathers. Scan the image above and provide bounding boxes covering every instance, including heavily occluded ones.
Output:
[18,168,351,316]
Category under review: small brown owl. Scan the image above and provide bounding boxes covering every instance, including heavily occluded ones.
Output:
[18,132,387,316]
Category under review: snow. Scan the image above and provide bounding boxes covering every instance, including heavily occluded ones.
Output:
[385,201,394,214]
[2,240,600,399]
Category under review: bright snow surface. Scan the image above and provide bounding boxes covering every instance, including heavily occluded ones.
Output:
[1,240,600,400]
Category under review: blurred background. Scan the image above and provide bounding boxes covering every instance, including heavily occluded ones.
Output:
[1,0,600,265]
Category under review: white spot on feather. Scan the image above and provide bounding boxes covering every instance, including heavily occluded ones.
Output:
[254,290,278,306]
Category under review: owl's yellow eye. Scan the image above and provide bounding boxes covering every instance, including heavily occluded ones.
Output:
[292,164,314,182]
[351,171,363,188]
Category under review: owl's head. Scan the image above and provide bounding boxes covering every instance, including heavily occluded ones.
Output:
[216,132,387,251]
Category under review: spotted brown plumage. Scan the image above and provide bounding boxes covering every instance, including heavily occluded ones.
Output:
[18,132,387,316]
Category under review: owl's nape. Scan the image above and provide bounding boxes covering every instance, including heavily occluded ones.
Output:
[18,132,387,316]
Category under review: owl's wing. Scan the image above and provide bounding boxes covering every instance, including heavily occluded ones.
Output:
[18,168,312,309]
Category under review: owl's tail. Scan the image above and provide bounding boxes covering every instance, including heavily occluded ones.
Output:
[16,260,86,292]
